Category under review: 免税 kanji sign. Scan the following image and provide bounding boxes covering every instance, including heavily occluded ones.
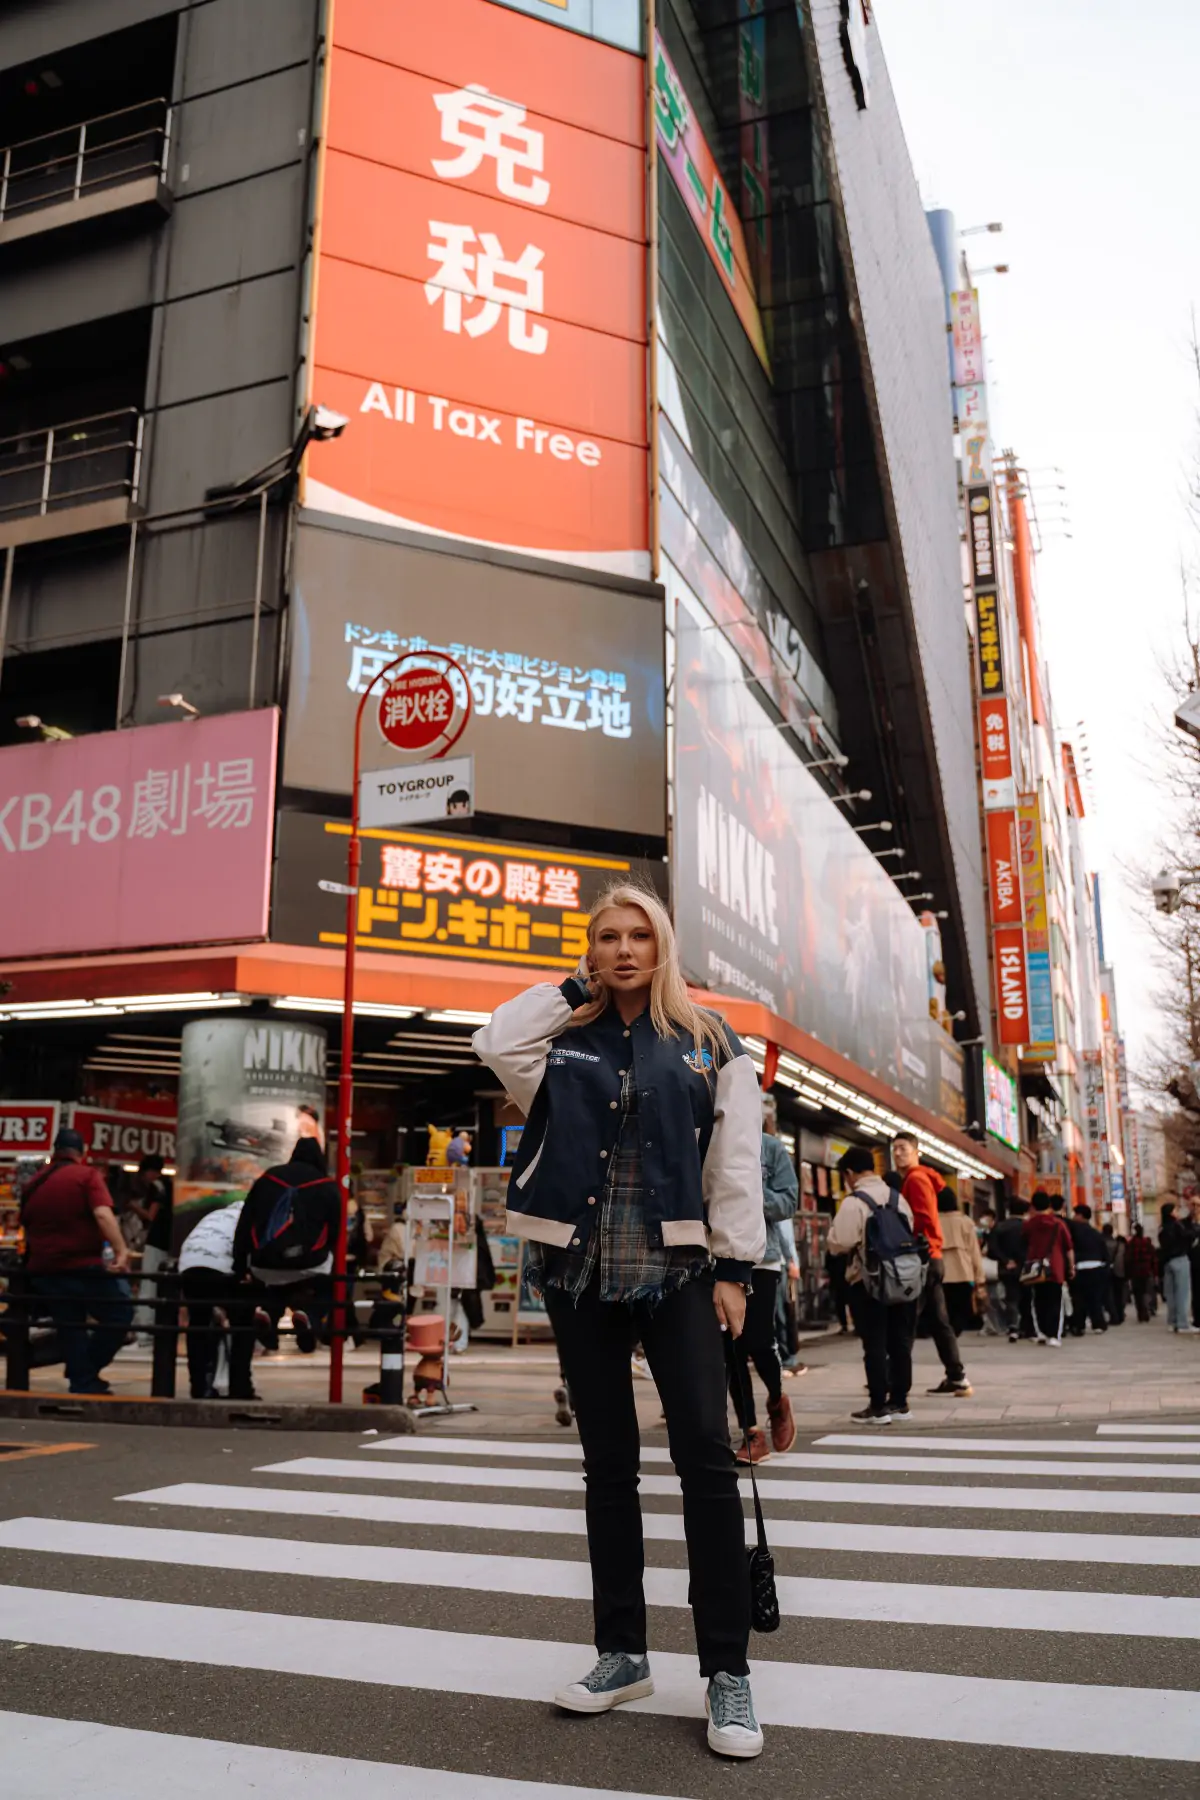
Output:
[305,0,649,571]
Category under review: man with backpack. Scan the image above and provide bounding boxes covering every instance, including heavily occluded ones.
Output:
[828,1145,925,1425]
[892,1131,972,1397]
[232,1128,341,1353]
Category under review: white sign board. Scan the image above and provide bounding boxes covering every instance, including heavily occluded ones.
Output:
[358,754,474,828]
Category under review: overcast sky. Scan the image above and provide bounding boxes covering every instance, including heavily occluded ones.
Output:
[873,0,1200,1081]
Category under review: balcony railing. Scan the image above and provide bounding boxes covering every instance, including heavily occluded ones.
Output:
[0,408,144,528]
[0,97,171,226]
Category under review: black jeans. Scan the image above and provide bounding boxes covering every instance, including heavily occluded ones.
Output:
[180,1267,256,1398]
[546,1273,750,1678]
[849,1283,917,1409]
[1131,1275,1155,1322]
[919,1257,965,1382]
[728,1267,781,1429]
[29,1270,134,1391]
[1069,1267,1109,1335]
[250,1273,332,1346]
[999,1270,1033,1336]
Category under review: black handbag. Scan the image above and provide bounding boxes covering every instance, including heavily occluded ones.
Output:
[734,1357,780,1633]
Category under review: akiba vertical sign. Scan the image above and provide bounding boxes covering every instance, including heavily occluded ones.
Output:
[305,0,648,574]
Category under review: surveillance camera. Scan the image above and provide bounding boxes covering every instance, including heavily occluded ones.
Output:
[15,715,40,729]
[311,405,349,441]
[1152,869,1184,915]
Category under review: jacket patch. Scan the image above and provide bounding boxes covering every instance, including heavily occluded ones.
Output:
[548,1049,601,1064]
[682,1047,714,1072]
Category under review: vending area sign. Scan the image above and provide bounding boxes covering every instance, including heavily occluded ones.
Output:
[0,1101,59,1157]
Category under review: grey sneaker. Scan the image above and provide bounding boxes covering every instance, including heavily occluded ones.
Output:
[706,1672,764,1758]
[555,1651,654,1713]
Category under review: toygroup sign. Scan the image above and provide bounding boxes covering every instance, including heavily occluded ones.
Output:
[0,710,278,958]
[304,0,649,573]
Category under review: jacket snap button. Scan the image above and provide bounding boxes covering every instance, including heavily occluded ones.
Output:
[645,1139,652,1148]
[600,1149,608,1158]
[609,1100,618,1109]
[587,1196,597,1206]
[623,1029,631,1038]
[572,1237,581,1246]
[618,1069,627,1076]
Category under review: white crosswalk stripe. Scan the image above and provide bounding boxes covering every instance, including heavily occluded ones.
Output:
[249,1453,1200,1513]
[816,1433,1200,1458]
[1096,1423,1200,1436]
[4,1585,1200,1760]
[0,1711,686,1800]
[8,1423,1200,1791]
[9,1516,1200,1639]
[115,1481,1200,1565]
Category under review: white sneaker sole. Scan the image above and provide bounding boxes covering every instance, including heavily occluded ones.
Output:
[555,1675,654,1713]
[705,1700,764,1759]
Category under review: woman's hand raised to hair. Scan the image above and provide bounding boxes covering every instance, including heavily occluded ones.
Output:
[713,1280,746,1338]
[574,952,603,1001]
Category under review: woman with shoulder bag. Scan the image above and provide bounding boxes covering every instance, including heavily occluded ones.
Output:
[937,1189,987,1335]
[473,884,767,1760]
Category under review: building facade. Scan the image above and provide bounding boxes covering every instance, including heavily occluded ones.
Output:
[0,0,1004,1260]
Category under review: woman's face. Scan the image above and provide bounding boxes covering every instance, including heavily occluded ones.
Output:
[590,904,658,998]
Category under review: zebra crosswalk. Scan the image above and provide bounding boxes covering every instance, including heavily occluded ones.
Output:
[3,1417,1200,1795]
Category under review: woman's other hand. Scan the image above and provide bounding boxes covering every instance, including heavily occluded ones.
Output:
[713,1280,746,1338]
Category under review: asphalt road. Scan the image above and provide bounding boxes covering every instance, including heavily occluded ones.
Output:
[2,1411,1200,1799]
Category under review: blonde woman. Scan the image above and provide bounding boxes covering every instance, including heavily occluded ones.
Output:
[473,885,766,1759]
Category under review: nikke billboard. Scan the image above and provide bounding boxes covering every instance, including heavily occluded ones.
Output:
[284,522,666,838]
[673,583,950,1120]
[0,710,278,958]
[305,0,649,573]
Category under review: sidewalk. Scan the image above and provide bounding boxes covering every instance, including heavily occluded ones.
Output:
[23,1315,1200,1432]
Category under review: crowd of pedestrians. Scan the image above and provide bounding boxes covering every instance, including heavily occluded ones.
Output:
[828,1140,1200,1421]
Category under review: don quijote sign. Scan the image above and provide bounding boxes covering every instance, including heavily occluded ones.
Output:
[0,1101,60,1156]
[70,1106,177,1164]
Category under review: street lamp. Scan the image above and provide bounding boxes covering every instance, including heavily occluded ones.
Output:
[829,789,872,806]
[158,693,200,719]
[15,714,72,741]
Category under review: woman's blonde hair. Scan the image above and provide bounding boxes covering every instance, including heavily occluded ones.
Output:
[569,883,731,1063]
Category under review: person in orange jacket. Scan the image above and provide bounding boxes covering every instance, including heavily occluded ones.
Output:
[890,1132,971,1396]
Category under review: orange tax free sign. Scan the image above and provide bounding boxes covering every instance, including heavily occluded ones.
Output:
[307,0,649,575]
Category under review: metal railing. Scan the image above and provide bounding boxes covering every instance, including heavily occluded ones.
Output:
[0,407,143,526]
[0,1261,409,1407]
[0,96,172,226]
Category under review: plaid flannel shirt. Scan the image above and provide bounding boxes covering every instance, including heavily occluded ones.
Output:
[527,1067,710,1305]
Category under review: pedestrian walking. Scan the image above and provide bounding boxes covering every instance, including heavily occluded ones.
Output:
[827,1146,922,1424]
[178,1200,257,1399]
[233,1126,341,1353]
[891,1132,972,1396]
[1158,1203,1198,1333]
[1068,1205,1110,1336]
[727,1096,800,1462]
[1101,1223,1127,1325]
[989,1200,1032,1340]
[937,1189,987,1335]
[128,1153,172,1344]
[825,1246,852,1331]
[1021,1190,1074,1346]
[1127,1223,1158,1321]
[19,1127,133,1395]
[473,884,767,1759]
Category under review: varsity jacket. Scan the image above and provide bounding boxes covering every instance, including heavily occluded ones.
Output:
[473,977,766,1282]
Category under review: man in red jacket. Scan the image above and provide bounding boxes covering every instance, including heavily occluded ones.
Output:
[891,1132,971,1396]
[21,1128,133,1394]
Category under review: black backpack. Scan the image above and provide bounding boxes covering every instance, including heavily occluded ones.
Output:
[248,1173,334,1272]
[859,1189,928,1305]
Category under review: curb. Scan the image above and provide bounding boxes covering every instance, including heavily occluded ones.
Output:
[0,1391,415,1432]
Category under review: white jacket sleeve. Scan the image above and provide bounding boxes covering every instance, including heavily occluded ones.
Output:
[702,1051,767,1272]
[472,980,580,1116]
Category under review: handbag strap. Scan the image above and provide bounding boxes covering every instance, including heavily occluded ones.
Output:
[732,1343,771,1557]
